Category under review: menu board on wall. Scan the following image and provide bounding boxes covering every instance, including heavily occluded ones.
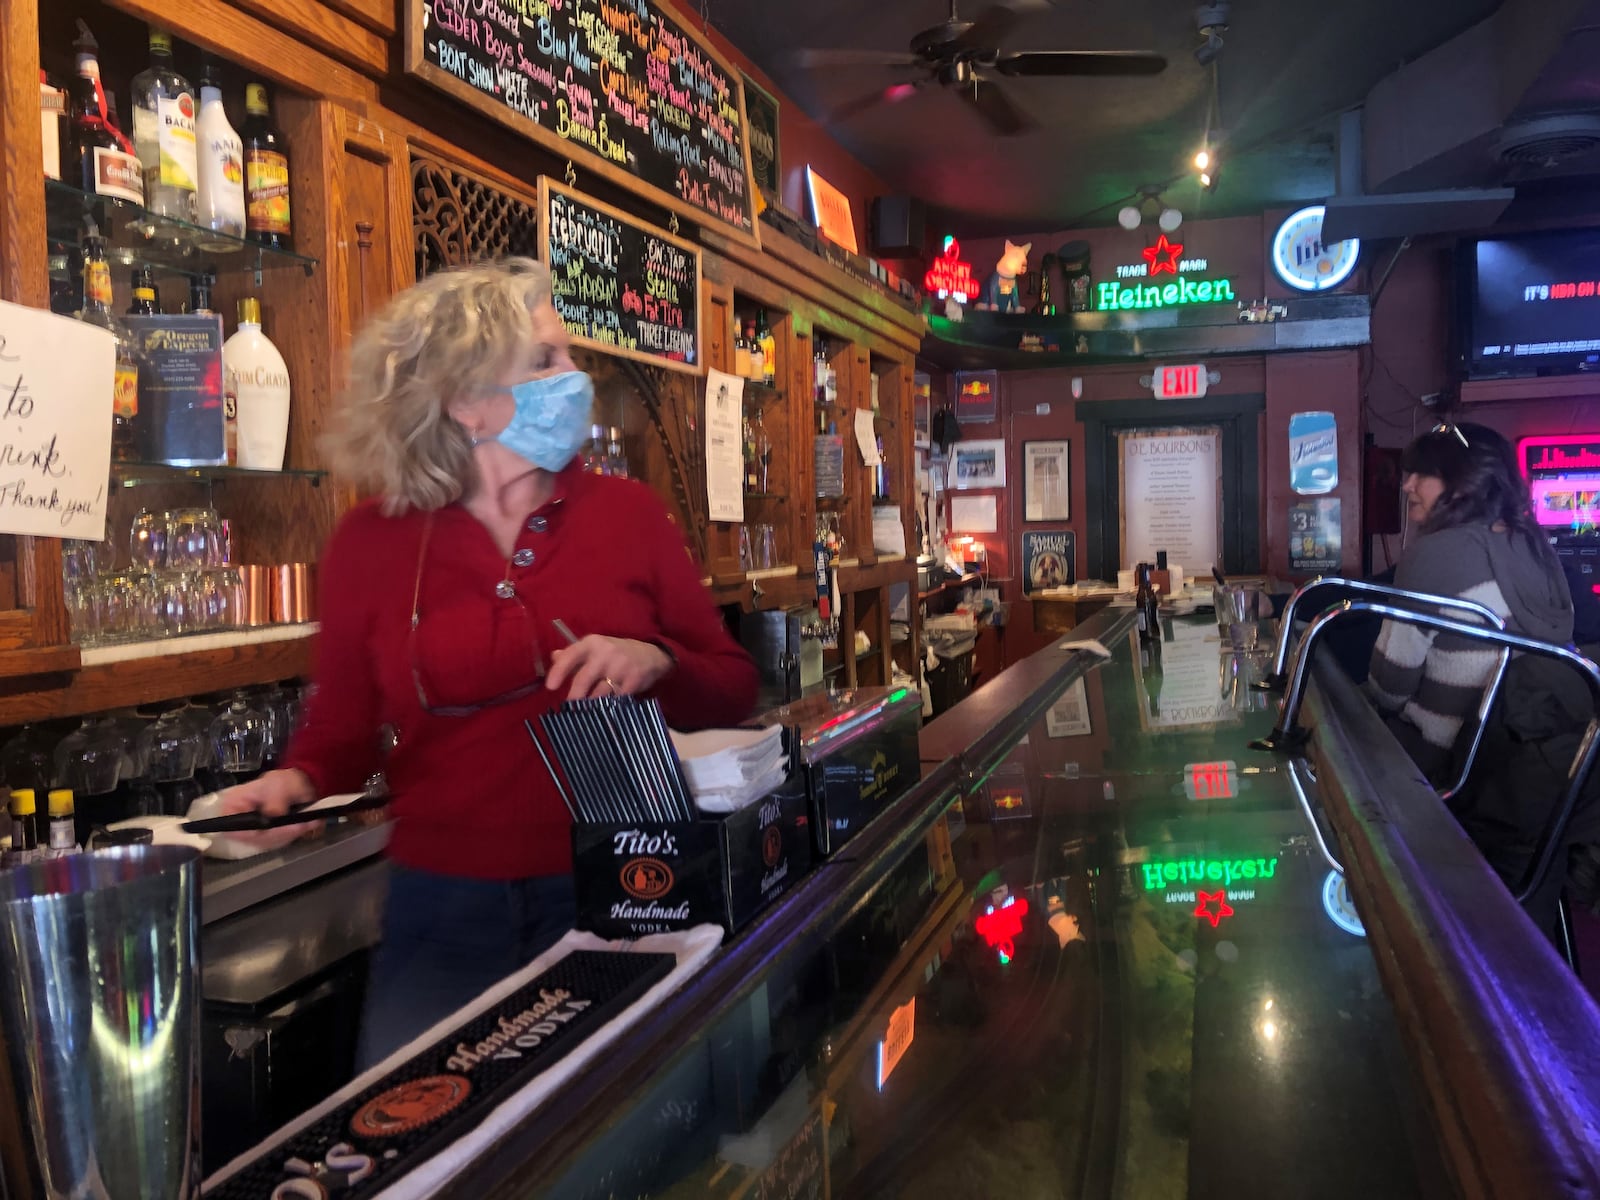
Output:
[1119,427,1223,574]
[406,0,758,244]
[540,178,703,373]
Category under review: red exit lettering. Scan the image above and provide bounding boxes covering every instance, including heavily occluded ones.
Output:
[1155,364,1207,399]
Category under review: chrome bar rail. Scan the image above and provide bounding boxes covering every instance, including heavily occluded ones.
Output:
[1252,599,1600,904]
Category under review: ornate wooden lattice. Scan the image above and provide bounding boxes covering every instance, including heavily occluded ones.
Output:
[409,154,706,560]
[411,155,542,277]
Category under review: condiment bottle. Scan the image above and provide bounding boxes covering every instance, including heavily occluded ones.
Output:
[47,790,79,856]
[8,789,40,861]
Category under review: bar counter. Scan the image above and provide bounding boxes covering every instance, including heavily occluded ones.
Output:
[195,607,1600,1197]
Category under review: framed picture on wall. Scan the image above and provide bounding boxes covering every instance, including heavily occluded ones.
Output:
[1023,440,1070,521]
[954,370,998,423]
[948,439,1007,489]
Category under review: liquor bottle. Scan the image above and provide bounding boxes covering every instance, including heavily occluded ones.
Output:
[195,57,246,242]
[1143,636,1164,717]
[581,424,607,475]
[41,70,69,181]
[605,426,629,478]
[78,225,140,461]
[755,308,776,386]
[131,29,199,223]
[743,416,758,492]
[187,270,215,315]
[1135,562,1159,643]
[824,356,839,408]
[127,266,159,315]
[746,321,764,383]
[47,790,79,856]
[813,344,828,404]
[8,790,39,861]
[70,22,144,205]
[223,298,291,470]
[750,408,772,493]
[241,82,293,251]
[734,323,751,379]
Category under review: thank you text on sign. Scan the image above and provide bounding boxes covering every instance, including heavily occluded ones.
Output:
[0,300,113,540]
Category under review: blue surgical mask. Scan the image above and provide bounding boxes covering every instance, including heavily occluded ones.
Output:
[494,371,595,471]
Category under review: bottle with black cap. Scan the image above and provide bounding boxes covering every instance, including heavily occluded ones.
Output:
[1135,562,1160,644]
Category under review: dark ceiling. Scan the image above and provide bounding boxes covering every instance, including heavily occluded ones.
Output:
[711,0,1504,233]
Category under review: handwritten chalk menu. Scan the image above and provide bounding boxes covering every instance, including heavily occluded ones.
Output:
[0,300,113,541]
[407,0,758,244]
[540,178,703,373]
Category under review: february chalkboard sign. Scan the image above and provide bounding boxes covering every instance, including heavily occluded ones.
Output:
[539,177,703,373]
[406,0,758,245]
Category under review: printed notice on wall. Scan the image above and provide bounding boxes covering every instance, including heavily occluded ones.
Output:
[704,369,745,524]
[0,300,113,540]
[1119,427,1222,574]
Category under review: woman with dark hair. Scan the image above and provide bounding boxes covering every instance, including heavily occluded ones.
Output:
[1367,422,1574,780]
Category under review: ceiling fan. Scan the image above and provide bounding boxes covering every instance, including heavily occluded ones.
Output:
[793,0,1168,136]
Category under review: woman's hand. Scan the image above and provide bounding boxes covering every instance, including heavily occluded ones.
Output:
[546,636,672,701]
[218,768,322,848]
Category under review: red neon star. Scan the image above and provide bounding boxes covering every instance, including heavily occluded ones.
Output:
[1194,890,1235,928]
[1142,234,1184,276]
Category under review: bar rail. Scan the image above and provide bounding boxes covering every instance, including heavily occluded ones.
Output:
[446,607,1133,1198]
[1304,657,1600,1199]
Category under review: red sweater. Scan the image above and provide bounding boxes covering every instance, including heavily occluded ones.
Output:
[283,465,759,879]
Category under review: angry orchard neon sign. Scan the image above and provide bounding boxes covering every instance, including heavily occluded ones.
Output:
[1097,234,1237,312]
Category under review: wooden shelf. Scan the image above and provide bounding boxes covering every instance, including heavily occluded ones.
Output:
[0,627,317,722]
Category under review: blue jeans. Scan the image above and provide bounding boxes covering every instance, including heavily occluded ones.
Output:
[357,864,577,1070]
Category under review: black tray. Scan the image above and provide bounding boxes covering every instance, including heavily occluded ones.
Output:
[207,949,676,1197]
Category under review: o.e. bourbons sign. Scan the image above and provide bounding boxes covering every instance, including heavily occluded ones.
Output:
[207,951,674,1199]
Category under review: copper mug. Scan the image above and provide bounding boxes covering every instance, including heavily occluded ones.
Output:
[238,566,273,627]
[270,563,315,624]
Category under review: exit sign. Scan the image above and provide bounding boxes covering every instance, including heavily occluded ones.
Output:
[1152,364,1209,400]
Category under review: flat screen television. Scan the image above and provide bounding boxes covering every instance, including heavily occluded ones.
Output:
[1459,228,1600,380]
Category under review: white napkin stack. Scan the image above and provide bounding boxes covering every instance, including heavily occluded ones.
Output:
[669,725,788,815]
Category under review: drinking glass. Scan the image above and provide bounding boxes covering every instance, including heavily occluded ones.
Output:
[739,525,754,572]
[61,539,100,584]
[65,579,99,646]
[210,695,269,775]
[129,509,168,572]
[166,508,221,570]
[1,727,53,795]
[52,717,124,797]
[1220,584,1263,651]
[92,572,143,643]
[137,710,204,784]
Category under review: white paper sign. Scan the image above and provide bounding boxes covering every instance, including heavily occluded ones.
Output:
[1121,429,1220,573]
[950,494,998,533]
[853,408,881,466]
[704,368,745,524]
[0,301,114,540]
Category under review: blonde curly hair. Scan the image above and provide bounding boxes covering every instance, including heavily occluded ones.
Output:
[325,257,553,514]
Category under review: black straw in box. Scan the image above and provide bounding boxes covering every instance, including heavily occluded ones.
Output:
[528,701,812,938]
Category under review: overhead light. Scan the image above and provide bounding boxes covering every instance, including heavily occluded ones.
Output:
[1158,207,1183,232]
[1199,171,1215,189]
[1118,206,1142,230]
[1193,148,1211,170]
[1194,32,1224,66]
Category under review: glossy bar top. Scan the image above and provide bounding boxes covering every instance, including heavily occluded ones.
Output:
[528,615,1450,1199]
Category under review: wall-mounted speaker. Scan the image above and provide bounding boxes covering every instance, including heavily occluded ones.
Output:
[870,195,925,258]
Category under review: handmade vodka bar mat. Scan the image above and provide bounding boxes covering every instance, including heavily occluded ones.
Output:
[207,950,674,1198]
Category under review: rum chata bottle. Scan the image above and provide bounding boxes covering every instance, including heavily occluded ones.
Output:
[70,22,144,205]
[78,224,140,462]
[241,82,293,251]
[223,298,291,470]
[131,29,199,223]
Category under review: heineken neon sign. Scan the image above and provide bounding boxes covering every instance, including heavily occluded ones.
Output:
[1097,233,1236,311]
[1140,856,1278,891]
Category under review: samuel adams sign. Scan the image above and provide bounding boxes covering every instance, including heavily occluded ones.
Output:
[406,0,758,244]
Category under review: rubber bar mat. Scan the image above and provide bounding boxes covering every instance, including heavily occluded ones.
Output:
[208,949,676,1198]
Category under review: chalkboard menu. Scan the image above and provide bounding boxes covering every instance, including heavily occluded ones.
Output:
[539,178,703,373]
[407,0,758,245]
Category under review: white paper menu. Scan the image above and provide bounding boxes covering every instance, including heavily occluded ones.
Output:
[704,368,745,524]
[0,300,114,541]
[853,408,881,466]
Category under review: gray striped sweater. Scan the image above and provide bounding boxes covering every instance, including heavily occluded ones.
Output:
[1367,523,1573,779]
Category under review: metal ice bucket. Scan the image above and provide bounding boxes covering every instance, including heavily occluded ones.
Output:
[0,845,202,1199]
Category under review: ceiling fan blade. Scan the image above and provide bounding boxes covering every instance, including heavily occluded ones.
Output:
[960,79,1034,136]
[996,50,1168,77]
[792,48,923,69]
[827,81,925,125]
[952,3,1037,52]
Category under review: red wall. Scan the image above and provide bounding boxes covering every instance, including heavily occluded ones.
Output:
[942,210,1368,656]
